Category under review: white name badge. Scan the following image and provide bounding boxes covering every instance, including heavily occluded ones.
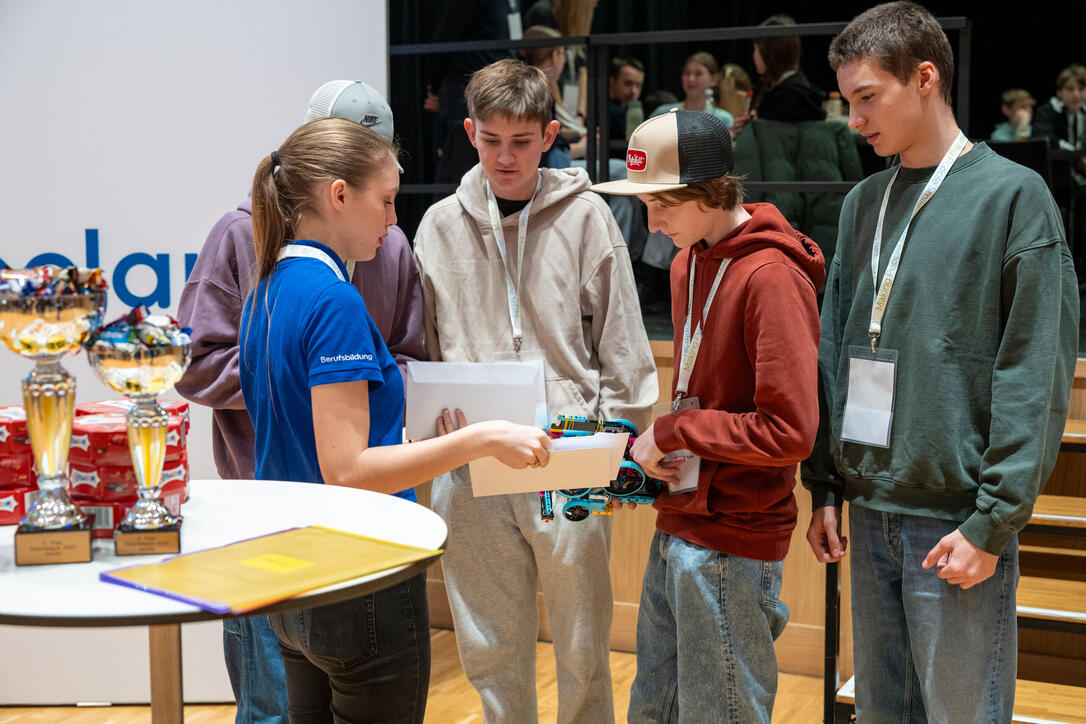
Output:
[840,345,898,448]
[649,396,701,494]
[664,451,701,495]
[562,82,580,116]
[494,349,549,428]
[507,11,523,40]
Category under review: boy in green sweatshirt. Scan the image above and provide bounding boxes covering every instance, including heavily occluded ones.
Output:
[802,3,1078,721]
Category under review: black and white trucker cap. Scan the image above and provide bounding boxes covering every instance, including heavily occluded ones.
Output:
[590,109,734,195]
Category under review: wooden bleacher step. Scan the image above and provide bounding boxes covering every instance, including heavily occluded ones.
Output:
[1020,545,1086,558]
[1017,576,1086,627]
[835,675,1086,723]
[1061,418,1086,452]
[1030,494,1086,531]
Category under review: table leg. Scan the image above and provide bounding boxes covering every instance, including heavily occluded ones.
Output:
[149,623,184,724]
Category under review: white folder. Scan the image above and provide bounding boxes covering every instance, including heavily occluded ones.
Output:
[403,360,544,441]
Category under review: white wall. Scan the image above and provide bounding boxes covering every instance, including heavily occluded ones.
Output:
[0,0,389,704]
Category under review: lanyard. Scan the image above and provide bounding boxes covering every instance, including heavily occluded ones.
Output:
[485,173,543,356]
[277,242,347,283]
[675,253,732,407]
[868,130,968,352]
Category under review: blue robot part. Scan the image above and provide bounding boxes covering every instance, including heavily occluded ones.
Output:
[561,492,612,522]
[606,462,667,503]
[543,415,665,522]
[562,501,591,522]
[539,490,554,522]
[606,461,646,497]
[549,415,638,438]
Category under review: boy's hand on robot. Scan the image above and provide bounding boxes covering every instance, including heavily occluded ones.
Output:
[629,422,683,485]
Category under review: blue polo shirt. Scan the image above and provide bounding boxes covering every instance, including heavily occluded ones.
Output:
[239,240,415,502]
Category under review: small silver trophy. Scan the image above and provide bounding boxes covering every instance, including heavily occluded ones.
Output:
[0,266,107,565]
[86,307,191,555]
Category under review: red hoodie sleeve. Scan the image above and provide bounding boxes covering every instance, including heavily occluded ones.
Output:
[653,261,820,465]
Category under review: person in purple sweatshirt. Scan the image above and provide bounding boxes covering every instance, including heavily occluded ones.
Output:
[176,80,426,724]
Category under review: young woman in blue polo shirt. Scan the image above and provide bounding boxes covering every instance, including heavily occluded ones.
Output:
[239,117,552,723]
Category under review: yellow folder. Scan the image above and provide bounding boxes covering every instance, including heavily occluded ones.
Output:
[101,526,442,614]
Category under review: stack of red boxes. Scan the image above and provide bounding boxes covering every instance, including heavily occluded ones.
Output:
[0,400,191,534]
[0,406,37,526]
[70,399,190,539]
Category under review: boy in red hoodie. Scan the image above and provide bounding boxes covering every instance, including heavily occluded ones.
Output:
[592,110,823,723]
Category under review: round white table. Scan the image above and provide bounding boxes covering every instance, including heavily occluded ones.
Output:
[0,479,447,722]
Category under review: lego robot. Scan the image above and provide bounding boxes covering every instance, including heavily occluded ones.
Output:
[540,415,665,522]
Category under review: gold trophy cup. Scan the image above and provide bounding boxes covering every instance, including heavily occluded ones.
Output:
[87,309,191,555]
[0,268,106,565]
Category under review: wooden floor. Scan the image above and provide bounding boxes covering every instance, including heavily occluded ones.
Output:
[0,628,823,723]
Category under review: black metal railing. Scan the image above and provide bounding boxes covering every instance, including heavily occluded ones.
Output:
[391,18,972,199]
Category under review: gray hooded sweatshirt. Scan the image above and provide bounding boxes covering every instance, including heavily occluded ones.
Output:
[413,164,657,433]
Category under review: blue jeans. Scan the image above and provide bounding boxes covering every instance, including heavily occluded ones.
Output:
[268,573,430,724]
[223,614,288,724]
[628,531,789,724]
[849,504,1019,723]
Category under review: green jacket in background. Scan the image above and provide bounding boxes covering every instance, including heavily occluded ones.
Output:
[733,118,863,264]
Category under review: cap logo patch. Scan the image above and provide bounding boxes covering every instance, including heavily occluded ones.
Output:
[362,114,379,127]
[627,148,647,172]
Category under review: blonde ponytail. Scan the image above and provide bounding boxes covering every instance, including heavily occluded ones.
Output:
[249,117,399,282]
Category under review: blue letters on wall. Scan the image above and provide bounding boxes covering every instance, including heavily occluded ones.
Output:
[0,229,198,310]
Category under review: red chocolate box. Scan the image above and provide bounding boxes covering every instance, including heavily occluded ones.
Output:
[0,454,35,489]
[74,483,185,539]
[0,406,29,456]
[0,486,36,526]
[69,413,187,467]
[70,455,189,502]
[72,498,130,538]
[76,399,190,435]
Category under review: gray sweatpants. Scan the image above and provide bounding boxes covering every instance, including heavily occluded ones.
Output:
[433,468,615,724]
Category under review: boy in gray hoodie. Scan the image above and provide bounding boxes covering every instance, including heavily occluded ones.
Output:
[413,58,657,723]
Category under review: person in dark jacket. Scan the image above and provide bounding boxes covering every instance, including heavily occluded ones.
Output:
[609,56,646,144]
[1033,64,1086,245]
[732,14,826,136]
[424,0,512,185]
[730,14,859,270]
[732,119,862,267]
[1033,63,1086,152]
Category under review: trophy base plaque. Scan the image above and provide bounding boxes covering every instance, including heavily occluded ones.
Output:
[14,516,93,566]
[115,519,182,556]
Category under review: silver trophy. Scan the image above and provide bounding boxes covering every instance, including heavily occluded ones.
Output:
[0,267,106,564]
[87,308,191,551]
